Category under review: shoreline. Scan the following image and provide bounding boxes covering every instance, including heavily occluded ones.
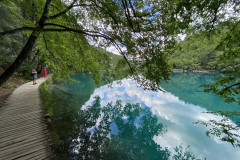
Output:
[172,69,219,73]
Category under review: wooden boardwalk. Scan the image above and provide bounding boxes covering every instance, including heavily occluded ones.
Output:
[0,78,55,160]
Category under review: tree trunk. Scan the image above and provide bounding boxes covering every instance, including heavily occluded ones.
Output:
[0,0,52,86]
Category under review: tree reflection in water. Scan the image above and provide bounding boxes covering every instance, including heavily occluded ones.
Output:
[49,92,198,160]
[48,73,240,159]
[72,96,170,160]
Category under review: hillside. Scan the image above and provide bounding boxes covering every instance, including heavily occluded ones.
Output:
[168,25,240,72]
[91,46,123,69]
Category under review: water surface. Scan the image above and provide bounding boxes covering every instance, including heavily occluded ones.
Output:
[49,72,240,160]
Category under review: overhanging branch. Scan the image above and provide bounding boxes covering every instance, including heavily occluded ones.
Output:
[46,0,77,20]
[208,20,240,55]
[44,23,135,75]
[43,23,111,38]
[46,1,94,20]
[91,0,119,26]
[43,24,135,75]
[0,27,35,36]
[219,82,240,95]
[0,23,135,78]
[111,40,134,76]
[43,34,55,60]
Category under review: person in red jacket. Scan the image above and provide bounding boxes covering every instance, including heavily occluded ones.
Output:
[43,67,47,78]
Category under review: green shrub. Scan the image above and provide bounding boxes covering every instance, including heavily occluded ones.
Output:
[0,55,14,69]
[0,82,18,89]
[40,78,55,117]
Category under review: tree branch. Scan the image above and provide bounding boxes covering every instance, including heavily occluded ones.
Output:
[128,0,141,32]
[111,40,134,75]
[46,0,77,20]
[209,3,221,33]
[43,22,135,75]
[0,22,135,78]
[0,27,36,36]
[43,34,55,59]
[91,0,119,26]
[43,23,109,37]
[204,20,240,58]
[219,82,240,95]
[47,1,94,20]
[121,0,134,31]
[0,24,104,39]
[43,26,134,74]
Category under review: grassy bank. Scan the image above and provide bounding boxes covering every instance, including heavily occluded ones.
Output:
[40,77,55,117]
[40,78,65,158]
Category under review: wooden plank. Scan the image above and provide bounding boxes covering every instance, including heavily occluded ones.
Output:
[0,115,43,127]
[0,109,43,117]
[0,110,43,119]
[0,131,49,148]
[0,135,49,154]
[17,147,55,160]
[0,129,48,144]
[1,105,41,113]
[0,116,44,128]
[0,110,44,120]
[0,123,48,138]
[0,113,43,123]
[0,100,40,109]
[0,113,43,125]
[0,141,51,160]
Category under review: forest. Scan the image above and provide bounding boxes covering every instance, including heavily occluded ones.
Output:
[168,23,240,72]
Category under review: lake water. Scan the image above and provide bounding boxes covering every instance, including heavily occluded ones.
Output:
[49,72,240,160]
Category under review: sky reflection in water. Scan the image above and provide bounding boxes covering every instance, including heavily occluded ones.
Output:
[81,78,240,160]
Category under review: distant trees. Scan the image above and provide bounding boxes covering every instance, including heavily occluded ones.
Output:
[169,21,240,73]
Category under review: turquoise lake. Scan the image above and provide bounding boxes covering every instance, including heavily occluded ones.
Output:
[50,72,240,160]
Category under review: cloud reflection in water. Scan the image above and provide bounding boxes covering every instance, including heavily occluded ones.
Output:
[82,78,240,160]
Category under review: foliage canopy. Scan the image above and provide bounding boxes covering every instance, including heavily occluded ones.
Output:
[1,0,238,89]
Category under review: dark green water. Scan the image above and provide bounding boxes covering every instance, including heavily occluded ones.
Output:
[49,72,240,160]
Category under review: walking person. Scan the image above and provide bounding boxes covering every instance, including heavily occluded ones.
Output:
[42,67,47,78]
[32,67,37,85]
